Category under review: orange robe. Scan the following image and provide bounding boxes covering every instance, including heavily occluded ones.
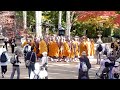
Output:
[58,42,64,58]
[87,41,91,56]
[48,41,59,57]
[79,41,88,56]
[63,41,71,57]
[70,42,75,59]
[90,42,95,56]
[73,41,79,57]
[30,40,36,53]
[22,41,28,48]
[39,40,48,56]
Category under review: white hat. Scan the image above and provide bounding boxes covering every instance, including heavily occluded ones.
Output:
[114,62,119,67]
[82,51,86,56]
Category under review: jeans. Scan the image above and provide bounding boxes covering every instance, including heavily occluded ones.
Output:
[28,63,35,78]
[1,66,7,74]
[10,66,20,79]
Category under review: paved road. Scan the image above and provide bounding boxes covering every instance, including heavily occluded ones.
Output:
[0,47,100,79]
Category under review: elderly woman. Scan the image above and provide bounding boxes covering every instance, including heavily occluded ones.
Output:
[78,51,91,79]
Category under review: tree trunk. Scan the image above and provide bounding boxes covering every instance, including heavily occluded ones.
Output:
[35,11,42,38]
[58,11,62,29]
[66,11,71,37]
[23,11,27,30]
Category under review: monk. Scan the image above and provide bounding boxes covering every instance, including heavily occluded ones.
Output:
[22,38,28,48]
[73,37,79,58]
[63,37,71,62]
[58,37,64,61]
[79,38,88,56]
[90,39,95,56]
[48,36,59,62]
[87,38,91,56]
[30,38,36,53]
[38,37,48,58]
[70,39,75,61]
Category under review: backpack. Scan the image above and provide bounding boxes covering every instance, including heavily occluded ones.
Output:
[33,71,40,79]
[10,55,16,64]
[24,45,28,53]
[0,53,7,62]
[80,61,88,72]
[97,44,103,52]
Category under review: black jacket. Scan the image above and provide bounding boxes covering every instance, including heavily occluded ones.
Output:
[79,56,91,70]
[26,51,36,63]
[13,55,21,67]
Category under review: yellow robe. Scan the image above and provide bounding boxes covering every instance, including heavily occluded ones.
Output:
[30,40,36,53]
[22,41,28,48]
[70,42,75,58]
[90,42,95,56]
[79,41,88,56]
[63,41,71,57]
[39,40,48,56]
[48,41,59,57]
[73,41,79,57]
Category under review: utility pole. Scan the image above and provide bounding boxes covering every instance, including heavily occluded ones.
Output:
[66,11,71,38]
[23,11,27,30]
[35,11,42,38]
[58,11,62,29]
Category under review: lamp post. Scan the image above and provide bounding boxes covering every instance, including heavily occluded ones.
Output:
[97,30,103,44]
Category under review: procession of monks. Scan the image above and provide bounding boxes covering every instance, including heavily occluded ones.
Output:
[22,35,95,62]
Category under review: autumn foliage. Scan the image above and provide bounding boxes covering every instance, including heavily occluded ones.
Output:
[77,11,120,27]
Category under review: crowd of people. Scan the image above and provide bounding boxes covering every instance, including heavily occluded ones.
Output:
[22,35,95,63]
[0,34,120,79]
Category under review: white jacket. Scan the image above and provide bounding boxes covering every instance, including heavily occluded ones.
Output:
[30,62,48,79]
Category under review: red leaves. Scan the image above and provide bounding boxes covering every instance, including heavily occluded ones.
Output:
[77,11,117,22]
[114,14,120,27]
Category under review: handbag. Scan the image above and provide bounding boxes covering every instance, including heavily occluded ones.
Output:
[25,52,33,67]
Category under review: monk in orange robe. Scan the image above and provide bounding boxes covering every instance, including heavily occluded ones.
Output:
[63,38,71,62]
[87,38,91,56]
[79,39,88,56]
[22,39,28,48]
[70,39,75,60]
[73,38,79,57]
[59,37,64,59]
[38,37,48,58]
[90,39,95,56]
[48,37,59,61]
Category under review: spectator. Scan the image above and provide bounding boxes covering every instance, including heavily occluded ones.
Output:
[26,46,37,78]
[0,46,9,78]
[78,51,91,79]
[10,50,21,79]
